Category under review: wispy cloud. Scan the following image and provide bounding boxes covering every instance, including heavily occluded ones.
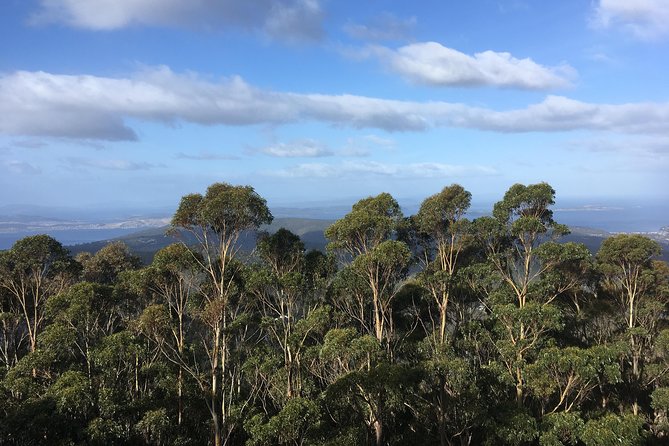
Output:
[30,0,324,42]
[497,1,529,14]
[268,161,497,179]
[592,0,669,40]
[555,205,624,212]
[359,42,576,90]
[175,151,240,160]
[1,67,669,141]
[344,13,416,42]
[569,136,669,156]
[3,160,41,175]
[583,48,616,64]
[361,134,396,147]
[11,139,48,149]
[340,134,396,157]
[65,157,161,171]
[255,139,333,157]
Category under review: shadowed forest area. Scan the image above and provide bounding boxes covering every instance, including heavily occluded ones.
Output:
[1,182,668,446]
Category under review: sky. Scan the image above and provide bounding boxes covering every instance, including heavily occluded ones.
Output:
[0,0,668,212]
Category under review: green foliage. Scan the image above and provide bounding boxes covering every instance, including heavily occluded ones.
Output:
[539,412,584,446]
[136,408,171,445]
[87,417,128,445]
[415,184,471,237]
[246,397,321,446]
[597,234,662,268]
[257,228,305,274]
[325,192,402,256]
[78,241,140,284]
[652,387,669,411]
[171,182,273,234]
[351,240,411,276]
[485,405,538,446]
[1,234,74,276]
[48,370,93,418]
[492,182,557,227]
[2,184,669,446]
[580,413,646,446]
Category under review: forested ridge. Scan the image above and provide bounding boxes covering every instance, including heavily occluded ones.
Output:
[1,182,667,446]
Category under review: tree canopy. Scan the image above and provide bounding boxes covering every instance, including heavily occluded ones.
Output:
[1,182,667,446]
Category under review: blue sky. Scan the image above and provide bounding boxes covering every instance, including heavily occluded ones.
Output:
[1,0,668,211]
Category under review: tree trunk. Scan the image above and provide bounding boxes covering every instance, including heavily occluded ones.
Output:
[372,289,383,343]
[178,368,183,425]
[515,368,524,405]
[373,418,383,446]
[439,298,448,345]
[211,410,222,446]
[439,380,447,446]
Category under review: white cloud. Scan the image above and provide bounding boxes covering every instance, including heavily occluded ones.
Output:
[65,157,160,171]
[344,13,417,41]
[264,0,323,42]
[339,134,396,157]
[269,161,497,179]
[176,151,240,160]
[4,160,42,175]
[339,146,370,157]
[1,67,669,141]
[497,1,529,14]
[11,139,48,149]
[257,139,333,157]
[30,0,324,41]
[361,134,396,147]
[593,0,669,40]
[363,42,575,90]
[570,136,669,155]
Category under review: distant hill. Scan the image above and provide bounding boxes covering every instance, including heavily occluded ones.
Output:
[562,226,669,262]
[66,217,333,264]
[65,219,669,265]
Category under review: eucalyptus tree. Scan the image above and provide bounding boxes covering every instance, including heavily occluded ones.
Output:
[77,241,141,285]
[488,182,570,309]
[597,234,665,415]
[413,184,472,345]
[0,290,22,372]
[316,328,401,446]
[242,229,335,446]
[325,193,409,346]
[476,183,572,404]
[45,282,118,380]
[247,228,323,400]
[324,193,413,446]
[0,235,78,361]
[140,243,202,426]
[169,182,273,446]
[325,192,403,259]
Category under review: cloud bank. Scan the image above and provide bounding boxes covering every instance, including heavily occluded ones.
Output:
[593,0,669,40]
[363,42,575,90]
[1,67,668,141]
[269,161,497,179]
[4,160,42,175]
[175,151,240,160]
[344,13,417,42]
[65,157,160,171]
[31,0,324,41]
[257,139,333,157]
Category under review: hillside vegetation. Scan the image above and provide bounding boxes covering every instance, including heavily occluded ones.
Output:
[1,182,668,446]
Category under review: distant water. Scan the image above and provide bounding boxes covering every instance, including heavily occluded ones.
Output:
[465,199,668,233]
[1,199,666,250]
[552,199,668,233]
[0,228,143,250]
[554,209,665,233]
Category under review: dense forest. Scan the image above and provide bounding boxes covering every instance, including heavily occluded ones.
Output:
[1,182,667,446]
